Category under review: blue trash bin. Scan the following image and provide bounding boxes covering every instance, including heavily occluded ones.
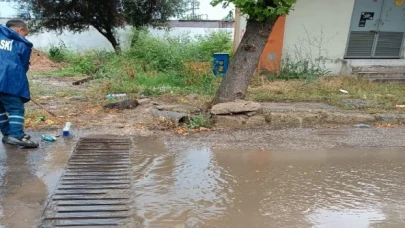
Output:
[213,53,230,76]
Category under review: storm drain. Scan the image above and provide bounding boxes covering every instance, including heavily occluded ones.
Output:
[39,137,133,227]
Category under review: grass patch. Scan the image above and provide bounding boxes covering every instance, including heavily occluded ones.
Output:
[248,76,405,112]
[35,29,405,114]
[53,89,81,98]
[24,109,58,128]
[264,57,330,81]
[29,82,49,97]
[40,29,232,98]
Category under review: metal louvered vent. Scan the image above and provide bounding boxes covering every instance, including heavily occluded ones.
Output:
[346,31,375,58]
[374,32,404,58]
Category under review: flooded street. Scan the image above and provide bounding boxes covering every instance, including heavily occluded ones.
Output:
[0,135,74,227]
[133,137,405,228]
[0,128,405,227]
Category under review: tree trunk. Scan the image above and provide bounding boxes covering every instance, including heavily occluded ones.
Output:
[212,19,275,105]
[104,28,121,53]
[94,26,121,53]
[130,29,141,48]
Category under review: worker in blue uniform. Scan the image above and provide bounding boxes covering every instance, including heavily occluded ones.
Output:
[0,19,39,148]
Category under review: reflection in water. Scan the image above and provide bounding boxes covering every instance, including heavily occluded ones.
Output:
[0,145,47,227]
[134,138,231,227]
[309,208,386,228]
[133,139,405,228]
[35,138,73,197]
[0,137,74,227]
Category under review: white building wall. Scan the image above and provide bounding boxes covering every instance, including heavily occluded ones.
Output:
[282,0,355,75]
[233,9,248,51]
[234,0,360,75]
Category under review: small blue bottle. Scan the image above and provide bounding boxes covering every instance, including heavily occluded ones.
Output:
[42,135,56,142]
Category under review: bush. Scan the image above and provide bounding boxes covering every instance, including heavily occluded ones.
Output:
[187,113,213,129]
[129,30,188,72]
[48,41,68,62]
[129,29,233,71]
[194,31,233,61]
[46,29,232,96]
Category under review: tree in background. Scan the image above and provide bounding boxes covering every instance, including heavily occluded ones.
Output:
[180,0,201,20]
[222,10,234,21]
[210,0,296,104]
[1,0,188,52]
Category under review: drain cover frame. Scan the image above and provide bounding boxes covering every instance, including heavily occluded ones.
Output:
[38,137,134,228]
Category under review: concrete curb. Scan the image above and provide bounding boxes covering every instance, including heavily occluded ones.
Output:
[213,102,405,128]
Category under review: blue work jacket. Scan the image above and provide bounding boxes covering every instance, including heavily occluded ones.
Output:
[0,24,33,102]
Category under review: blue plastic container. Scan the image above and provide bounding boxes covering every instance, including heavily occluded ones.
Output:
[213,53,230,76]
[63,122,72,137]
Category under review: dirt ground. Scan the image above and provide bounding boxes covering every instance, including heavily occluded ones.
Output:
[30,49,61,72]
[26,51,405,136]
[28,76,155,135]
[25,50,218,136]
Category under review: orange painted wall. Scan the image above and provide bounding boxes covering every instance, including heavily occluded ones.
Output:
[258,15,286,72]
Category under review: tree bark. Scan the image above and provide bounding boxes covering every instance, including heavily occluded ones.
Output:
[93,25,121,53]
[212,19,275,105]
[104,28,121,53]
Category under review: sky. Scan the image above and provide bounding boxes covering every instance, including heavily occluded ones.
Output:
[0,0,234,20]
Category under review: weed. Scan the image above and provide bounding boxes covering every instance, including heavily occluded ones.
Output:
[247,76,405,112]
[187,113,213,129]
[48,41,68,62]
[266,57,330,81]
[54,89,81,98]
[266,26,335,81]
[25,109,48,127]
[126,29,232,72]
[193,31,233,61]
[69,54,98,75]
[41,29,230,98]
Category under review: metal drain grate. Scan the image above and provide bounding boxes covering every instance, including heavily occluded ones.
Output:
[39,137,133,227]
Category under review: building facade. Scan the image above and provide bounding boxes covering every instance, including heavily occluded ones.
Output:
[235,0,405,75]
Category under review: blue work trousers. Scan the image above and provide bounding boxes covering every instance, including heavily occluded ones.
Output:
[0,93,25,139]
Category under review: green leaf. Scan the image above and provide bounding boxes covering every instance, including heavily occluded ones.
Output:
[212,0,296,22]
[276,7,286,15]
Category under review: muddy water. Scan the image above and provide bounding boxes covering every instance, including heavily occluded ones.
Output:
[0,135,75,228]
[133,138,405,228]
[1,133,405,228]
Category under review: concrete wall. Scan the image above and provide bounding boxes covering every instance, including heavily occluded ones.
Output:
[282,0,355,74]
[27,27,232,52]
[170,20,233,28]
[234,0,357,74]
[0,19,233,51]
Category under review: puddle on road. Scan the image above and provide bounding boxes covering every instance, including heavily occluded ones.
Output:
[1,134,405,228]
[132,138,405,228]
[0,134,75,228]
